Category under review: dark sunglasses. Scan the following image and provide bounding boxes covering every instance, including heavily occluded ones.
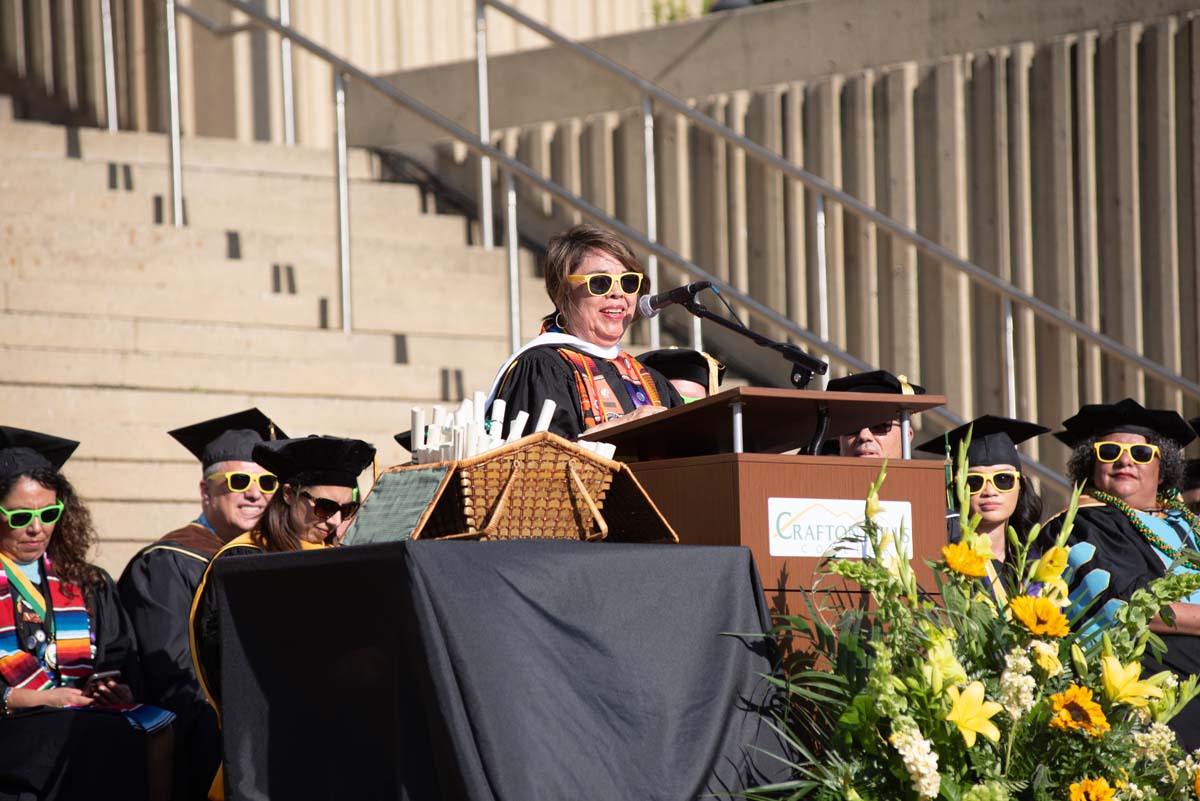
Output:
[566,271,644,296]
[1093,441,1160,465]
[206,471,279,494]
[965,471,1020,495]
[299,491,359,521]
[0,502,64,530]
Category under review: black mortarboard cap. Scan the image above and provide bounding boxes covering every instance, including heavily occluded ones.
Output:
[826,370,926,395]
[915,415,1049,467]
[1190,416,1200,438]
[1053,398,1196,448]
[252,436,375,488]
[636,347,726,395]
[0,426,79,480]
[169,409,286,470]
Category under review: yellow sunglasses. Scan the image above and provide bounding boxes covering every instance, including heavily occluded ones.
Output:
[566,272,644,296]
[1093,441,1160,465]
[206,471,279,494]
[965,470,1020,494]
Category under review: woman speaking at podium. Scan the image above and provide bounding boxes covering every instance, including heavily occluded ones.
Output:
[485,224,682,440]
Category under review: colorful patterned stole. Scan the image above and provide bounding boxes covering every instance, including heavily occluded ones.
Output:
[555,349,662,429]
[0,554,175,734]
[0,553,92,689]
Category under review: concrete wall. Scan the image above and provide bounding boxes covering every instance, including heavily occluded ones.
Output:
[0,0,704,147]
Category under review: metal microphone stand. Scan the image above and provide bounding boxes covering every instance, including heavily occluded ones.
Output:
[679,299,828,389]
[680,299,832,453]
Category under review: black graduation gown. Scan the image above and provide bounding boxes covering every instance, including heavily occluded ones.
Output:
[489,345,683,441]
[1039,502,1200,749]
[0,568,149,801]
[190,542,262,713]
[118,522,225,801]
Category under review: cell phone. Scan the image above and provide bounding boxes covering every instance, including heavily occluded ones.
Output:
[83,670,121,694]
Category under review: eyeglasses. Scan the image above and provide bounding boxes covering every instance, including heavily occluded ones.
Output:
[299,491,359,522]
[0,502,65,530]
[566,272,644,296]
[206,471,279,494]
[1093,441,1160,465]
[965,471,1021,495]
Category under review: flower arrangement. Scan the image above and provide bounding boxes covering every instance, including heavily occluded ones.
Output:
[749,442,1200,801]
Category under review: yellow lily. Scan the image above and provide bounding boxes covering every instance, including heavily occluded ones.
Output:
[945,681,1003,747]
[1100,656,1163,709]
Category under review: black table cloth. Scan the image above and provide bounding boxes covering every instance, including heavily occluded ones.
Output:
[215,540,786,801]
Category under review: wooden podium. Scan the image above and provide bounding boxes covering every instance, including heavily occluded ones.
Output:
[580,387,948,615]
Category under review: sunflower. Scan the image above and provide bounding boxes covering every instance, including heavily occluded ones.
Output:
[942,541,988,578]
[1009,595,1070,638]
[1049,685,1110,737]
[1069,777,1115,801]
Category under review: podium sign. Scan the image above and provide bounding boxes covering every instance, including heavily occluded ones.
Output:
[628,454,946,613]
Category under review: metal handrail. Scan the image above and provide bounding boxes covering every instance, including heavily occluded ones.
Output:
[161,0,1070,487]
[478,0,1200,404]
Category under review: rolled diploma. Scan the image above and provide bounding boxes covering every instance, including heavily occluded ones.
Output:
[488,399,507,435]
[533,399,557,433]
[411,408,426,451]
[506,411,530,443]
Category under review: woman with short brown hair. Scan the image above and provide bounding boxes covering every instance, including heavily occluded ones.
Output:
[485,223,683,441]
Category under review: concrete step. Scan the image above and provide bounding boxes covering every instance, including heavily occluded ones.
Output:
[0,311,511,379]
[2,276,325,328]
[0,158,468,241]
[0,343,497,401]
[2,384,473,456]
[0,117,379,179]
[89,502,196,571]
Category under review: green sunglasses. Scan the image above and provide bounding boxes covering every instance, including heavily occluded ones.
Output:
[0,502,65,530]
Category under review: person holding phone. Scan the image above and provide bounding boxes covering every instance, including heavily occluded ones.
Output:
[189,434,374,800]
[0,426,173,801]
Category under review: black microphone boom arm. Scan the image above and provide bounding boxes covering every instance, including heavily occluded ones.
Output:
[679,300,828,389]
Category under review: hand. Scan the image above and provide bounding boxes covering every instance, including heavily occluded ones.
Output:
[586,404,668,435]
[89,680,134,706]
[13,687,93,710]
[621,405,668,423]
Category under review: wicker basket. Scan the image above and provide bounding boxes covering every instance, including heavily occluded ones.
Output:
[346,432,677,545]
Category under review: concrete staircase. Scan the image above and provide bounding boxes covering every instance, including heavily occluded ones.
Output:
[0,102,552,575]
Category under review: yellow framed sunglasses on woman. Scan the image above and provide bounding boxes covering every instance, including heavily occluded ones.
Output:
[566,272,644,296]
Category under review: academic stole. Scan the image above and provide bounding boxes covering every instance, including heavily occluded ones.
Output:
[0,553,92,689]
[557,349,662,429]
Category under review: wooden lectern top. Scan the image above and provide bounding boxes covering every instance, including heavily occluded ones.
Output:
[579,386,945,460]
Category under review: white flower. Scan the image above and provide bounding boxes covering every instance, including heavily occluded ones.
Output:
[889,725,941,800]
[1004,647,1032,676]
[998,669,1036,720]
[1132,722,1175,761]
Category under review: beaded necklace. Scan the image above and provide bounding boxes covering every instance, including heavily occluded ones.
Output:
[1087,486,1200,569]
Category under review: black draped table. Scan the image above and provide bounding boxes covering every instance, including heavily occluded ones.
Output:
[213,540,788,801]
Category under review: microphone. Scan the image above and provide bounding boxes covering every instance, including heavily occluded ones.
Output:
[636,281,712,318]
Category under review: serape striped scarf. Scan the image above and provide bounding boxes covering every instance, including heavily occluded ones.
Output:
[0,553,176,733]
[556,349,662,430]
[0,552,92,689]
